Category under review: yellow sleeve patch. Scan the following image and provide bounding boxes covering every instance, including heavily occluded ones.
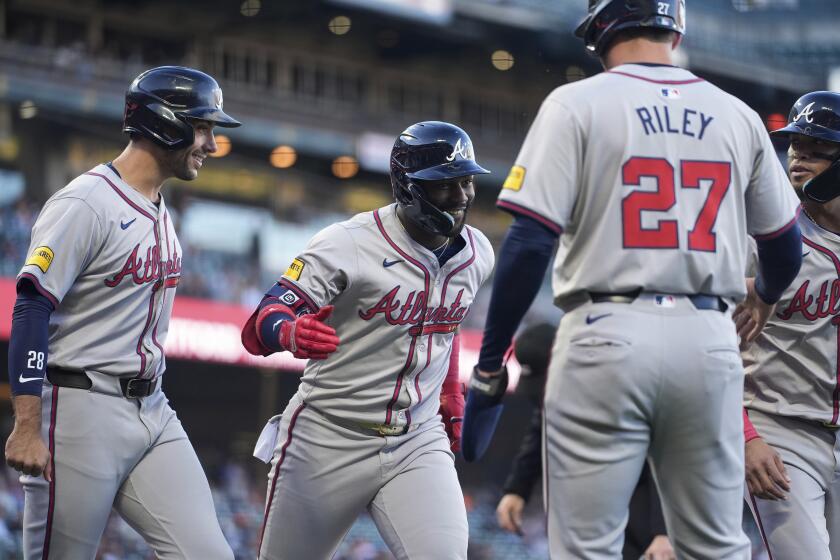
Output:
[26,246,54,273]
[284,258,305,281]
[503,165,526,191]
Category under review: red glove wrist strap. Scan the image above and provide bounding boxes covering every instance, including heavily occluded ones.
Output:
[254,303,295,350]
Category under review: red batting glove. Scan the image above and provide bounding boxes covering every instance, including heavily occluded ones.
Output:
[440,383,465,453]
[278,306,340,360]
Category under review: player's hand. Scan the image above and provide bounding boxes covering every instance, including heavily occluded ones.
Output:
[733,278,776,350]
[5,426,52,481]
[278,305,340,360]
[745,437,791,501]
[643,535,676,560]
[496,493,525,536]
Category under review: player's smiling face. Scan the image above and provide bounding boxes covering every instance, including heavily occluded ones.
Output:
[419,176,475,237]
[787,134,840,191]
[166,120,217,181]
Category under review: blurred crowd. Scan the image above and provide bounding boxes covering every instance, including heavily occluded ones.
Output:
[0,463,547,560]
[0,200,38,280]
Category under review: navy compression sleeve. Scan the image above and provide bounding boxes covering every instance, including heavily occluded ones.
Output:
[754,221,802,304]
[477,215,557,372]
[9,281,54,396]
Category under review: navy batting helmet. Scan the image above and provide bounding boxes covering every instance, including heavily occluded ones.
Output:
[123,66,241,151]
[772,91,840,203]
[390,121,490,236]
[771,91,840,144]
[575,0,686,56]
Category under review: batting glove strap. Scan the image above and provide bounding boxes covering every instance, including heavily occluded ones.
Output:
[468,366,508,405]
[254,303,296,353]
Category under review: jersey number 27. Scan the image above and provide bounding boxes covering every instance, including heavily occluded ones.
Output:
[621,157,731,252]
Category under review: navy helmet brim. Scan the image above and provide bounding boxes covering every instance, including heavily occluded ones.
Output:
[181,107,242,128]
[771,122,840,143]
[407,160,490,182]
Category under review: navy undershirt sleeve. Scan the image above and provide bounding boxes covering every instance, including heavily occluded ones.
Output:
[754,221,802,304]
[478,215,557,372]
[9,280,54,396]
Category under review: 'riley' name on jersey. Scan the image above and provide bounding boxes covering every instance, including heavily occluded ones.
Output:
[104,243,181,288]
[358,287,468,327]
[635,105,714,139]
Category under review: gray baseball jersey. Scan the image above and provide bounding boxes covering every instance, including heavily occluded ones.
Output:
[500,64,798,559]
[18,163,232,559]
[255,203,494,559]
[279,203,493,428]
[744,212,840,424]
[498,63,800,309]
[19,163,180,379]
[743,211,840,559]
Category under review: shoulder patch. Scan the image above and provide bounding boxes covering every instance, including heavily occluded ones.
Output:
[503,165,526,191]
[284,258,305,281]
[26,246,54,273]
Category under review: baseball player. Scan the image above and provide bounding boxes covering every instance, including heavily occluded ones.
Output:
[241,121,495,560]
[4,66,239,559]
[742,91,840,559]
[462,1,803,558]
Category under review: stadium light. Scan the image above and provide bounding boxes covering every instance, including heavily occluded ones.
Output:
[329,16,352,35]
[19,100,37,119]
[270,145,297,169]
[491,50,515,71]
[210,135,231,158]
[240,0,260,17]
[332,156,359,179]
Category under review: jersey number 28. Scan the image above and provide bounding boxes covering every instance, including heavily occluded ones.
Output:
[621,157,731,252]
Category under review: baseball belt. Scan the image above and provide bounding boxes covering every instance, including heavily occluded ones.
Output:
[309,405,419,437]
[588,290,728,312]
[47,367,158,399]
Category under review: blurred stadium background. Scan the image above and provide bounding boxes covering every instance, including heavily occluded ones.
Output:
[0,0,837,558]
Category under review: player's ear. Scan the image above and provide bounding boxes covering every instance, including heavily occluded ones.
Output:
[672,34,683,50]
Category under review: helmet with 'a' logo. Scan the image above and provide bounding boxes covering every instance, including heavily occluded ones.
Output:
[123,66,241,151]
[575,0,686,56]
[390,121,490,235]
[772,91,840,203]
[771,91,840,144]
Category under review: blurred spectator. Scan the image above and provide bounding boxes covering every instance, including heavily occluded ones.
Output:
[0,198,39,278]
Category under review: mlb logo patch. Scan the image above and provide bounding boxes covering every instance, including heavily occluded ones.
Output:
[660,88,681,99]
[655,295,676,308]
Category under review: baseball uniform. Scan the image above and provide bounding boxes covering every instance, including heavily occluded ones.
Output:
[17,164,232,559]
[250,204,494,560]
[497,63,800,558]
[744,212,840,559]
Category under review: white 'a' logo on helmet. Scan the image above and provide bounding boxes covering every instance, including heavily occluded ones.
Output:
[446,138,472,162]
[793,101,816,124]
[213,88,223,110]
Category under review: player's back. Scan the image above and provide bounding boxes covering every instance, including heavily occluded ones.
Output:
[523,63,796,308]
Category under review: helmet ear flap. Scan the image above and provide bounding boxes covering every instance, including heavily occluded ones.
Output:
[803,156,840,204]
[391,167,414,206]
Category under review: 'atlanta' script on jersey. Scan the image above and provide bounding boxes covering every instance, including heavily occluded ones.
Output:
[358,287,468,326]
[776,279,840,322]
[104,243,182,287]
